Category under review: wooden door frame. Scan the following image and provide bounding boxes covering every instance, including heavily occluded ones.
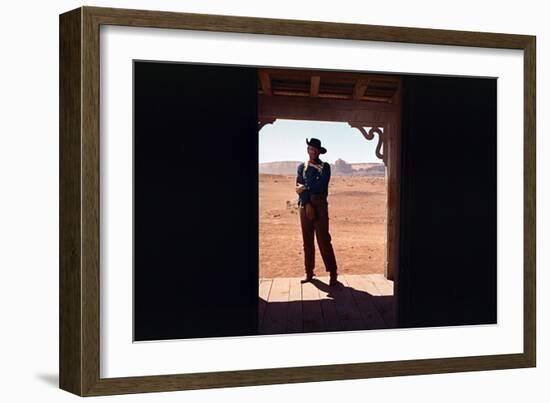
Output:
[258,71,402,284]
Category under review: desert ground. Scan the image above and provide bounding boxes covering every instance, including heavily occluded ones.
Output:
[259,174,387,278]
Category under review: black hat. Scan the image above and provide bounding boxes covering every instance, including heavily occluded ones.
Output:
[306,138,327,154]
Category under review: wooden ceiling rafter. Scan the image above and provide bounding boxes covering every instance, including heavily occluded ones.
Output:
[310,75,320,97]
[258,67,399,104]
[258,70,272,96]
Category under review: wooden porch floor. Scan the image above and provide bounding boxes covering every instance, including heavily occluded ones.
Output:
[259,274,394,335]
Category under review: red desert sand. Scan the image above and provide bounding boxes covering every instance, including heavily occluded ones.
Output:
[260,174,387,278]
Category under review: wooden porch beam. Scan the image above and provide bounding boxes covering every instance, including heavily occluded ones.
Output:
[259,94,397,123]
[258,67,400,84]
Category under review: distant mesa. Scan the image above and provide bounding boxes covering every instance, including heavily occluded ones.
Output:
[258,161,302,175]
[259,159,385,177]
[333,158,353,174]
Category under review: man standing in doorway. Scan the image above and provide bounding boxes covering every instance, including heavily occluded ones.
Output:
[296,138,340,286]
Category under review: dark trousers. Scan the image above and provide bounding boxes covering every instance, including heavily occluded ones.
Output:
[299,194,338,276]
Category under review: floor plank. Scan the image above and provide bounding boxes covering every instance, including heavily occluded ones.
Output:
[258,279,273,329]
[286,277,303,333]
[316,277,342,332]
[329,275,366,331]
[369,274,394,295]
[344,275,387,329]
[260,277,290,334]
[358,274,395,327]
[302,281,325,332]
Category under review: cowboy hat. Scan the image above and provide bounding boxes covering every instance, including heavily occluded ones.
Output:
[306,137,327,154]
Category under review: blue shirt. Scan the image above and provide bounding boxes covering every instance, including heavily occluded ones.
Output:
[296,159,331,206]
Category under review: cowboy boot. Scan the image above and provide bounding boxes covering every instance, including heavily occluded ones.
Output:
[300,271,315,283]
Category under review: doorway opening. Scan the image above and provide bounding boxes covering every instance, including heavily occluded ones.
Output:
[257,68,402,335]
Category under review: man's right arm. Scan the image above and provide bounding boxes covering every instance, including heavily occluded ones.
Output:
[296,163,305,185]
[296,163,310,204]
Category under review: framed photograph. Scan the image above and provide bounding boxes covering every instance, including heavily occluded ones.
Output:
[59,5,536,396]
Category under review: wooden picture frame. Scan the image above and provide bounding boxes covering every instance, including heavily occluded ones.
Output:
[59,5,536,396]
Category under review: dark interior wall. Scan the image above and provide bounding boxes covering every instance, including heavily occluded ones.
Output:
[397,75,497,328]
[133,61,259,341]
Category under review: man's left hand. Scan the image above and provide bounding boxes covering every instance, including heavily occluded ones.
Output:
[296,184,306,194]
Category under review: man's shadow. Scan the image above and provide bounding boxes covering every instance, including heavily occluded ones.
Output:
[309,277,344,298]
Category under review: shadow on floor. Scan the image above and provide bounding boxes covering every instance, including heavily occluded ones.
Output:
[259,276,394,335]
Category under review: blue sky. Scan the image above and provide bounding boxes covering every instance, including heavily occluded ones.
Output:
[259,119,381,164]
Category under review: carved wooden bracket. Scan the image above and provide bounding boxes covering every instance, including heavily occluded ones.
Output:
[258,117,277,131]
[348,123,387,166]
